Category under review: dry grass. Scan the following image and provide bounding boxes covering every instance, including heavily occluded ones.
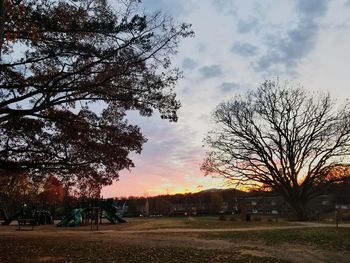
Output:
[0,216,349,263]
[119,216,293,230]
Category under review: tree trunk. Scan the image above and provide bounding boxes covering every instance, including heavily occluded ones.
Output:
[289,199,308,221]
[0,0,4,59]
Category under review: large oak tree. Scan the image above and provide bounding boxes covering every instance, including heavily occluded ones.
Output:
[202,80,350,220]
[0,0,193,185]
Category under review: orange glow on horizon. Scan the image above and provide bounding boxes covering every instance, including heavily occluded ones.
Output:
[102,172,232,198]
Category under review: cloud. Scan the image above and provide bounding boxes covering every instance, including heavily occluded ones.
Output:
[198,114,209,122]
[236,17,259,34]
[123,112,203,168]
[199,65,223,78]
[101,113,208,196]
[212,1,259,33]
[231,42,258,57]
[142,0,198,17]
[182,58,197,70]
[197,42,208,53]
[211,0,237,15]
[255,21,319,72]
[336,17,350,30]
[294,0,328,17]
[181,86,192,96]
[254,0,329,73]
[219,82,240,93]
[101,112,198,197]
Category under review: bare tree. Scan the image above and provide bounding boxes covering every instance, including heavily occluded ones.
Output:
[202,80,350,220]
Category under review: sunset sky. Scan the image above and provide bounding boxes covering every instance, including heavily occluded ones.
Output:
[102,0,350,198]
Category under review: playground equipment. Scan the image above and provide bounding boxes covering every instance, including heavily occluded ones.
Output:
[1,208,20,225]
[1,206,53,226]
[57,208,85,227]
[103,204,127,224]
[57,199,127,227]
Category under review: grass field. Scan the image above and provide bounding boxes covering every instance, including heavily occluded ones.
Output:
[0,235,288,263]
[202,227,350,250]
[0,216,349,263]
[118,215,293,230]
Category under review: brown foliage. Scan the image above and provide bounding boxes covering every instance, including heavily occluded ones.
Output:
[0,0,193,185]
[38,175,64,204]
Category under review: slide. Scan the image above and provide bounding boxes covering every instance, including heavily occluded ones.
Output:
[103,205,127,224]
[0,208,8,222]
[1,210,21,225]
[57,208,85,227]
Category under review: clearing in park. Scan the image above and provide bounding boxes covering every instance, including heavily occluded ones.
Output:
[1,216,350,263]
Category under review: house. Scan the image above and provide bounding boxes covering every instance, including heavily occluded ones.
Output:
[238,192,288,215]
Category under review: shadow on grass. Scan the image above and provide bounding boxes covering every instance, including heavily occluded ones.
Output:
[203,227,350,251]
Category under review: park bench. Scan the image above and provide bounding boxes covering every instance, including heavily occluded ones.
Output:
[18,218,35,231]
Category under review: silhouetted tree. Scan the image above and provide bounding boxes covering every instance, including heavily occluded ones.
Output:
[38,175,64,204]
[0,172,42,211]
[0,0,193,185]
[153,198,172,215]
[127,198,138,216]
[209,192,223,214]
[202,80,350,220]
[73,177,102,199]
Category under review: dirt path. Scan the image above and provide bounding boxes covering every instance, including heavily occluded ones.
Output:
[104,222,349,234]
[0,221,345,235]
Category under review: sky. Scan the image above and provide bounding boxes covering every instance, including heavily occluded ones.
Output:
[102,0,350,198]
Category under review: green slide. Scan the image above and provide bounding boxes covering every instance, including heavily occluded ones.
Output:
[57,208,85,227]
[1,210,21,225]
[103,205,127,224]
